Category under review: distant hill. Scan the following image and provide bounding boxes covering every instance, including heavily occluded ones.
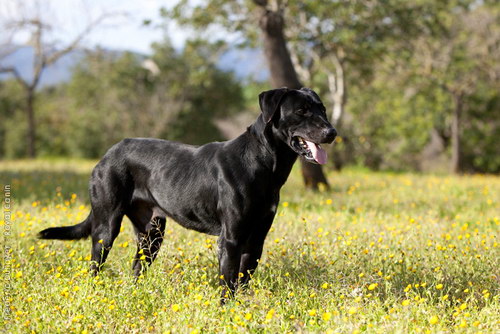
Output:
[218,48,268,82]
[0,46,268,88]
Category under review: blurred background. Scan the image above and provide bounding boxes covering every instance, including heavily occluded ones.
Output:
[1,0,499,186]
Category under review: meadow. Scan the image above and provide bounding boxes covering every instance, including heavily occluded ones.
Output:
[1,160,498,333]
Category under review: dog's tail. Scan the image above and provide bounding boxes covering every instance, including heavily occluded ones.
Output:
[38,213,92,240]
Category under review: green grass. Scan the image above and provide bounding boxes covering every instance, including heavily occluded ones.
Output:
[1,160,499,333]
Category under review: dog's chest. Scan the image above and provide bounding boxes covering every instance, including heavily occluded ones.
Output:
[248,188,280,219]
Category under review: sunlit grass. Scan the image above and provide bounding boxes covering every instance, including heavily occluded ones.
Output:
[1,160,499,333]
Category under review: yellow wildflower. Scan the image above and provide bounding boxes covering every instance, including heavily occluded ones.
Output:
[429,316,439,325]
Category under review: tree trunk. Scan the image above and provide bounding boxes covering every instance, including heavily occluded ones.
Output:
[299,158,329,190]
[26,89,36,158]
[450,93,463,173]
[327,54,347,170]
[257,7,329,190]
[259,10,301,88]
[328,53,346,127]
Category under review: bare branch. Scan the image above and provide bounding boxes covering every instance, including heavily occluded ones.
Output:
[0,66,29,89]
[288,42,311,83]
[0,31,21,60]
[0,46,20,62]
[44,12,121,66]
[30,18,46,89]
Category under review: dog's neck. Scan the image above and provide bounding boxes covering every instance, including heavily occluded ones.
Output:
[246,115,297,186]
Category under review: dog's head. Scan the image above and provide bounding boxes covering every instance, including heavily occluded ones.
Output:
[259,87,337,165]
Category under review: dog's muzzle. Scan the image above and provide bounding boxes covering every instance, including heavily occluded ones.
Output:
[321,127,337,144]
[291,127,337,165]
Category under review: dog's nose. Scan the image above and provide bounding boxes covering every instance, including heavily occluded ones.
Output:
[323,127,337,143]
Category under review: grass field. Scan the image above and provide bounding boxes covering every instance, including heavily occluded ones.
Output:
[1,160,499,333]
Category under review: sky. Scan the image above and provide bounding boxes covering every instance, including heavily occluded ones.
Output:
[0,0,192,54]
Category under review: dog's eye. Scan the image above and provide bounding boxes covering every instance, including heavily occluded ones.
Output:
[296,108,312,116]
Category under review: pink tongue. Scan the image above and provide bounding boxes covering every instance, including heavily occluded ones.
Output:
[304,140,327,165]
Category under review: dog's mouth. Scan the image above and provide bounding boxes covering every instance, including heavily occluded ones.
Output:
[291,136,328,165]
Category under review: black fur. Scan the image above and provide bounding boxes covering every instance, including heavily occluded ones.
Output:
[39,87,336,302]
[38,218,91,240]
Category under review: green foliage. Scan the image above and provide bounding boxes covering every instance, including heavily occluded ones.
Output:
[346,83,435,171]
[154,40,245,144]
[0,81,25,158]
[0,40,244,159]
[462,86,500,172]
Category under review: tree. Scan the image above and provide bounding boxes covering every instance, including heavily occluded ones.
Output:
[402,2,500,173]
[284,1,440,167]
[252,1,330,189]
[59,39,244,158]
[0,0,117,157]
[168,0,330,190]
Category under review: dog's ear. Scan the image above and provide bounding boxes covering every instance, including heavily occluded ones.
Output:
[258,88,289,123]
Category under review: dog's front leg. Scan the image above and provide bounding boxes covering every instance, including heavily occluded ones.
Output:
[218,232,242,304]
[238,212,275,286]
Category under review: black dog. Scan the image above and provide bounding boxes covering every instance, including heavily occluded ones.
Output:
[39,87,336,301]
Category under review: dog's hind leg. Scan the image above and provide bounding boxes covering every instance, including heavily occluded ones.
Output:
[89,211,124,275]
[132,217,166,277]
[88,160,133,275]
